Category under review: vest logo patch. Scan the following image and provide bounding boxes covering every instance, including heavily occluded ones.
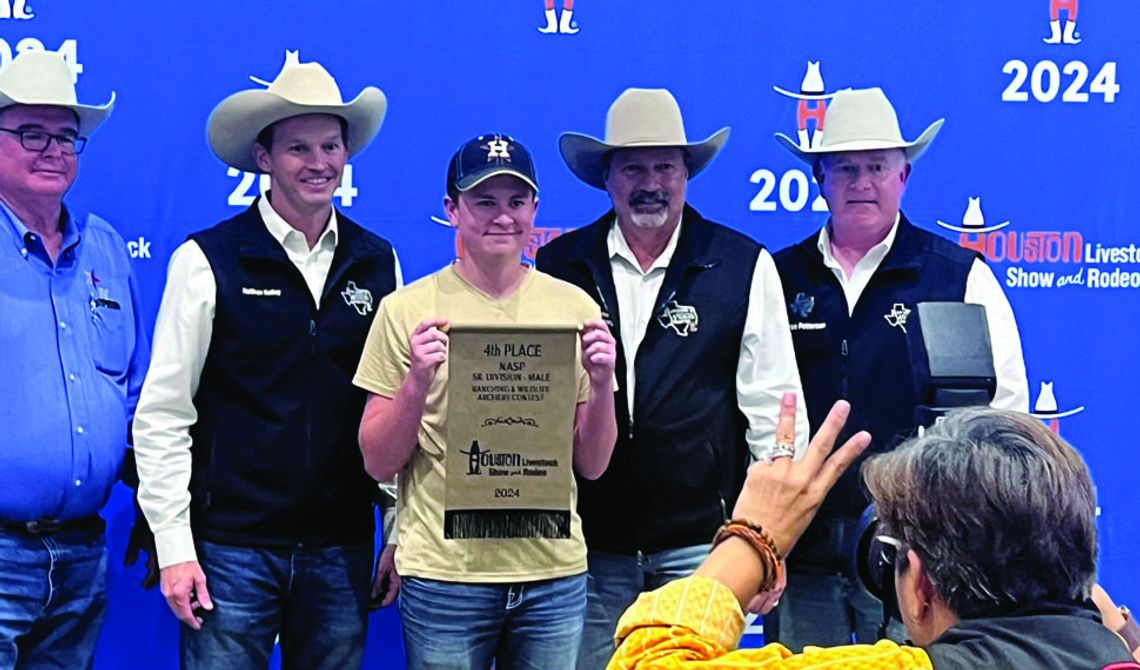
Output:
[242,287,282,297]
[341,281,373,315]
[790,292,815,318]
[884,302,911,333]
[657,300,699,337]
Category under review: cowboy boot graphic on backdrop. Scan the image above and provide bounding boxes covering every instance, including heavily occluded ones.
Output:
[1044,0,1080,44]
[0,0,35,19]
[540,0,578,34]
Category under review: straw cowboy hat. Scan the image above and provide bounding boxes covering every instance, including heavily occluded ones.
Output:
[774,87,944,164]
[559,88,730,190]
[207,51,387,173]
[0,50,114,135]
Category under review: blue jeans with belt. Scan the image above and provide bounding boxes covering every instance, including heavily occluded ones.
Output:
[0,525,108,670]
[181,540,372,670]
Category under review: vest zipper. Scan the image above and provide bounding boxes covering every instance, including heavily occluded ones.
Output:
[204,435,216,511]
[840,338,849,397]
[307,317,317,469]
[593,280,629,439]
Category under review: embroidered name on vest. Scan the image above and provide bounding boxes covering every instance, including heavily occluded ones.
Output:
[242,287,282,297]
[790,322,827,331]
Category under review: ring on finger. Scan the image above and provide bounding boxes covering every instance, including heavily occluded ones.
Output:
[768,440,796,461]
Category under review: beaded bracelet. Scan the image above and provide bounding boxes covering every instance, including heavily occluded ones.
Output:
[712,519,782,591]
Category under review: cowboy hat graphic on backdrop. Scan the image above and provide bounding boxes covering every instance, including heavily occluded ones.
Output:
[774,86,943,164]
[559,88,729,189]
[0,50,114,135]
[207,50,387,173]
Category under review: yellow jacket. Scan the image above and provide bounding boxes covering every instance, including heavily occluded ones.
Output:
[607,576,933,669]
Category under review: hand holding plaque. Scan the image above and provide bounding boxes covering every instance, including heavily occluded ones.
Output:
[579,319,617,387]
[408,317,450,386]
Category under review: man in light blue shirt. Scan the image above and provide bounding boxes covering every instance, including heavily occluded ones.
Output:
[0,51,149,669]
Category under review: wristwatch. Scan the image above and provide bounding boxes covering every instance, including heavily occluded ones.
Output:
[1118,605,1140,653]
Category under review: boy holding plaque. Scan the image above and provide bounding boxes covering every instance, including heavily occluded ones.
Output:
[354,134,617,669]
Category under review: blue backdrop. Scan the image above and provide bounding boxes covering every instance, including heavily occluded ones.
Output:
[2,1,1136,667]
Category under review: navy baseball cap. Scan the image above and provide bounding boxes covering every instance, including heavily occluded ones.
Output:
[447,133,539,194]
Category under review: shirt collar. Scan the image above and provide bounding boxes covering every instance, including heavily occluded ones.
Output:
[817,211,902,268]
[258,193,338,254]
[607,215,683,274]
[0,196,78,254]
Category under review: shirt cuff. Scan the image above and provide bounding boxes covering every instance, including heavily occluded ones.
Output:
[155,525,199,569]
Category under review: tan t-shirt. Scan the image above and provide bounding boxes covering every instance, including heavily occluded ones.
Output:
[354,265,601,582]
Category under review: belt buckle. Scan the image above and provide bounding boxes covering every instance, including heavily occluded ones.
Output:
[25,519,63,534]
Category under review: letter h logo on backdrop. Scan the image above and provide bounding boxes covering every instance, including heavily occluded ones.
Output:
[773,61,839,150]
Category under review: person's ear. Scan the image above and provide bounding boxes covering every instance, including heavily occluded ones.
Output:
[900,548,934,624]
[253,144,273,175]
[443,196,460,228]
[902,549,939,624]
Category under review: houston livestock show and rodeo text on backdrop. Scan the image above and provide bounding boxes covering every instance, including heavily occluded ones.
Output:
[2,1,1136,667]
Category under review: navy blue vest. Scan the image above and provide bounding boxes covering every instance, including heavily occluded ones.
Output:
[774,214,978,571]
[188,200,398,547]
[537,205,762,554]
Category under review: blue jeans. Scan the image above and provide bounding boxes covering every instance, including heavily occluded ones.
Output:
[769,571,907,652]
[0,527,108,670]
[577,544,709,670]
[399,574,586,670]
[181,540,372,670]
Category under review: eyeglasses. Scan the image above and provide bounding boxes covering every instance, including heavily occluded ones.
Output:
[818,161,901,183]
[0,128,87,155]
[876,535,903,568]
[859,534,901,599]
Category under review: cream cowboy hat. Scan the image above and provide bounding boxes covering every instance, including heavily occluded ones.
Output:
[559,88,730,190]
[774,87,943,164]
[207,50,387,173]
[0,51,114,136]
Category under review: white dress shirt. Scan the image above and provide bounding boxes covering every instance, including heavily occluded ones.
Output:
[135,197,402,568]
[607,219,809,461]
[816,217,1029,412]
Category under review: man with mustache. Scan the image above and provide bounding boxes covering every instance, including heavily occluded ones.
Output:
[768,86,1029,651]
[536,88,807,670]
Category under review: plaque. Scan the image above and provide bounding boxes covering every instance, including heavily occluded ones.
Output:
[444,324,579,539]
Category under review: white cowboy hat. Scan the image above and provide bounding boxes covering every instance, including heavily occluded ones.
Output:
[207,50,387,173]
[559,88,730,190]
[0,51,114,136]
[774,87,943,164]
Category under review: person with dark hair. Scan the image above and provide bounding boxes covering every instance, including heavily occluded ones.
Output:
[0,50,150,670]
[609,402,1138,669]
[133,52,400,669]
[769,86,1030,650]
[536,87,806,670]
[355,133,617,669]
